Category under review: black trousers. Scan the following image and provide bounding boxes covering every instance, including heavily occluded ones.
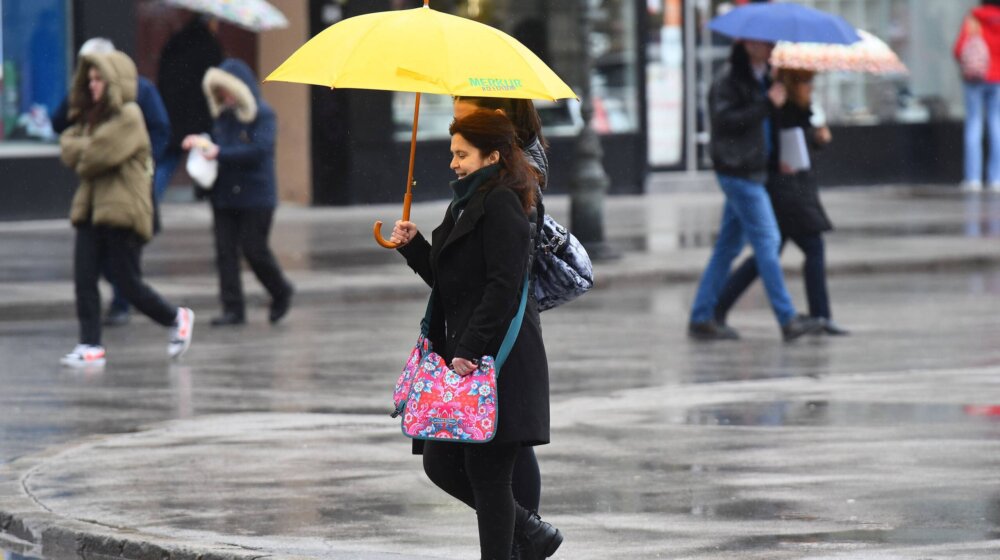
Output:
[513,446,541,512]
[423,440,521,560]
[715,233,831,322]
[74,225,177,345]
[212,207,292,315]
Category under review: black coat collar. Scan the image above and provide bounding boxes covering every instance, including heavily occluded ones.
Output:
[431,184,493,262]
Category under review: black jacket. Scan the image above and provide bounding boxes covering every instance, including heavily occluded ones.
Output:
[157,19,223,150]
[399,172,550,447]
[766,103,833,237]
[709,63,774,182]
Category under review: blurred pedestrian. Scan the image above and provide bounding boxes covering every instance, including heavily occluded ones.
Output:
[713,69,848,336]
[687,40,823,342]
[390,110,562,560]
[59,50,194,368]
[52,38,171,327]
[954,0,1000,192]
[183,59,294,326]
[158,15,224,197]
[452,96,549,518]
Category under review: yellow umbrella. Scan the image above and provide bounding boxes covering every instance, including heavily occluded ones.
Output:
[265,0,576,248]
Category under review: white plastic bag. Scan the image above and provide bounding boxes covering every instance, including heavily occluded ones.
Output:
[186,135,218,189]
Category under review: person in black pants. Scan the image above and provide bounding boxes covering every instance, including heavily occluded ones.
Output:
[391,111,562,560]
[59,50,194,368]
[183,58,294,326]
[453,96,549,516]
[714,69,848,335]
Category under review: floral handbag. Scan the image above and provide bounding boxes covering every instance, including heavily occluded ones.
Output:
[391,276,529,442]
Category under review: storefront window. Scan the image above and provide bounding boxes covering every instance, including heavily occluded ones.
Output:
[391,0,641,141]
[792,0,976,125]
[646,0,684,167]
[0,0,71,145]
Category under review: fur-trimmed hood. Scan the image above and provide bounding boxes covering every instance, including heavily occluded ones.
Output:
[203,58,259,124]
[68,51,138,121]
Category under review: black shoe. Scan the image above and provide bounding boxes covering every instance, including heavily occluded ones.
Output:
[821,319,850,336]
[515,508,562,560]
[269,286,294,324]
[510,539,523,560]
[781,315,825,341]
[688,320,740,341]
[210,311,245,327]
[102,308,131,327]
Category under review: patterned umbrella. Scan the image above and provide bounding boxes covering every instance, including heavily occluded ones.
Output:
[163,0,288,32]
[770,30,908,75]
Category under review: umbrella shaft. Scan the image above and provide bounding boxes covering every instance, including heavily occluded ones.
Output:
[403,92,422,221]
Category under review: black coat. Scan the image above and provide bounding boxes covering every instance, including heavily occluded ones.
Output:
[157,19,223,150]
[399,178,550,448]
[766,103,833,237]
[708,62,774,182]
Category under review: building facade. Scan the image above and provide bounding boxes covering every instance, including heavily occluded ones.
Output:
[0,0,979,220]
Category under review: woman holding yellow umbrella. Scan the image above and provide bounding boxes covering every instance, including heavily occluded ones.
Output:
[265,2,574,558]
[391,109,560,560]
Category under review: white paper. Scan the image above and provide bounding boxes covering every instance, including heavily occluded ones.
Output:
[779,127,811,172]
[186,134,218,189]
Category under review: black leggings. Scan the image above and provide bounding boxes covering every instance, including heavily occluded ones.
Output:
[513,446,541,512]
[423,440,521,560]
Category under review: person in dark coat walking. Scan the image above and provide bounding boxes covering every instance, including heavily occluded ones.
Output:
[52,37,172,327]
[390,110,562,560]
[157,16,223,197]
[713,69,847,335]
[182,58,294,326]
[452,96,550,519]
[59,50,194,368]
[688,40,823,342]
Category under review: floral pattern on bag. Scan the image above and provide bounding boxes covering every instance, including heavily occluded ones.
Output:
[392,337,498,442]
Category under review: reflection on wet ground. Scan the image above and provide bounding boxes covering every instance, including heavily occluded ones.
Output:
[685,400,1000,427]
[4,268,1000,558]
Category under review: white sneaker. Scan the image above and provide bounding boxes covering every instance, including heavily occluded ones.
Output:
[60,344,106,367]
[168,307,195,359]
[962,180,983,193]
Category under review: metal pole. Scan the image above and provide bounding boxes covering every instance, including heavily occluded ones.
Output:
[570,0,619,260]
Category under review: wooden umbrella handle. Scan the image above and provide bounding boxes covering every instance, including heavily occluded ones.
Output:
[374,92,421,249]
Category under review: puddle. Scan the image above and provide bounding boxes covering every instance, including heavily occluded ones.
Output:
[685,401,1000,427]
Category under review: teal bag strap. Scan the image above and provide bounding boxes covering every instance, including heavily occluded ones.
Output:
[494,275,529,373]
[419,274,530,375]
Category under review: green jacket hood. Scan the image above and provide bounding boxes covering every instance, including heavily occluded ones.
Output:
[69,51,138,119]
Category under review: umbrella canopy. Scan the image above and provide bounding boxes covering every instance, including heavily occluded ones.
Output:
[771,29,908,75]
[163,0,288,32]
[709,3,861,46]
[265,5,576,101]
[266,2,576,248]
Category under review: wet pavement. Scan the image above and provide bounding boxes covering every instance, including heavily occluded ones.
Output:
[3,179,1000,559]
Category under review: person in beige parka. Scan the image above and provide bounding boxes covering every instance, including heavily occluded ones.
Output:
[59,50,194,368]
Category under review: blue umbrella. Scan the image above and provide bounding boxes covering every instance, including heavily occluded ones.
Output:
[709,3,860,46]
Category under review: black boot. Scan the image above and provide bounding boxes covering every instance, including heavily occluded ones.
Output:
[515,507,562,560]
[210,310,245,326]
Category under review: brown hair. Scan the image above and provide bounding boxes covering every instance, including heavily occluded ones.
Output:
[778,69,815,110]
[449,110,538,214]
[454,96,548,150]
[79,63,111,129]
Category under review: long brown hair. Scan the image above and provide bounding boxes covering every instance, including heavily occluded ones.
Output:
[448,110,538,214]
[453,96,548,150]
[79,63,111,129]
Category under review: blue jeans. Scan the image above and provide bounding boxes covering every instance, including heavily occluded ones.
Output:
[690,174,797,326]
[714,233,830,322]
[154,150,181,201]
[963,81,1000,185]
